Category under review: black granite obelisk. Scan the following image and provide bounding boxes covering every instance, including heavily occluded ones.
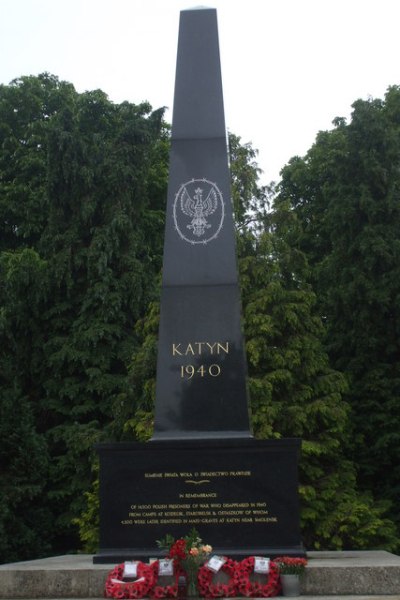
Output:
[94,8,304,563]
[152,7,251,440]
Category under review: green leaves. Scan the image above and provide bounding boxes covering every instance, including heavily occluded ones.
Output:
[277,85,400,544]
[0,74,167,560]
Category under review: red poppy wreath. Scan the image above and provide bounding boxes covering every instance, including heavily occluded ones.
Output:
[197,557,237,598]
[105,561,157,599]
[234,556,280,598]
[150,559,185,599]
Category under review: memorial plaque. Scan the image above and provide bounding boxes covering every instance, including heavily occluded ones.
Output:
[94,8,304,563]
[95,439,302,562]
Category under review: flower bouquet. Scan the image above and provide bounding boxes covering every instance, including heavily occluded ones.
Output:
[274,556,307,575]
[157,528,212,597]
[274,557,307,597]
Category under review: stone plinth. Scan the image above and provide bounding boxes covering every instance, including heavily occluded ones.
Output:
[304,550,400,595]
[0,551,399,598]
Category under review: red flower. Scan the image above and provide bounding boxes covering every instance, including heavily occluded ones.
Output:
[168,539,187,560]
[104,561,157,599]
[242,581,252,597]
[234,557,280,598]
[148,559,183,598]
[197,558,238,599]
[275,556,307,575]
[166,585,178,597]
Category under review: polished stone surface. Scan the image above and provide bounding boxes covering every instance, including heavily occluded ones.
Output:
[171,9,226,141]
[94,439,302,563]
[153,8,250,439]
[154,285,250,439]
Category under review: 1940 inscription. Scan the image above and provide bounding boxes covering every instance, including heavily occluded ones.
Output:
[172,341,229,379]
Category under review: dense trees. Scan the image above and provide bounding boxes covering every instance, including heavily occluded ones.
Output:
[1,75,399,561]
[0,74,167,560]
[276,86,400,533]
[240,216,396,550]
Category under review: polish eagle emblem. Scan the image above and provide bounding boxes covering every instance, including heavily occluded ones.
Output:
[179,185,218,237]
[173,178,225,245]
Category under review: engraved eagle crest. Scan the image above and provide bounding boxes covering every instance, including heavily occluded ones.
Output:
[173,178,225,245]
[179,185,218,237]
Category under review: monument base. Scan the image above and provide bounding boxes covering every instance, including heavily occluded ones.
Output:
[94,438,303,564]
[2,551,400,598]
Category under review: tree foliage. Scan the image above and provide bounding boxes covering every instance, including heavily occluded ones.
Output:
[276,86,400,533]
[240,215,396,550]
[0,74,167,560]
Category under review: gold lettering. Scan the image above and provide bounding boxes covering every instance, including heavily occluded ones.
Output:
[172,343,183,356]
[180,364,221,378]
[217,342,229,354]
[173,341,229,356]
[209,364,221,377]
[122,498,278,528]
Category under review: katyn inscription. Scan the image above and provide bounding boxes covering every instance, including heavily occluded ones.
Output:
[172,342,229,356]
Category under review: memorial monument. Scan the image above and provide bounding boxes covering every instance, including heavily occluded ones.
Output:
[94,7,303,563]
[152,6,250,440]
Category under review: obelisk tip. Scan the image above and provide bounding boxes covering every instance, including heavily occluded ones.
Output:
[182,5,215,11]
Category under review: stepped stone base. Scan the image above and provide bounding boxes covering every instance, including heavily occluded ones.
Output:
[0,551,399,598]
[304,551,400,595]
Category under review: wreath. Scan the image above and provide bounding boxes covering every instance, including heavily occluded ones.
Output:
[234,556,280,598]
[197,557,238,598]
[150,559,185,599]
[105,561,157,599]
